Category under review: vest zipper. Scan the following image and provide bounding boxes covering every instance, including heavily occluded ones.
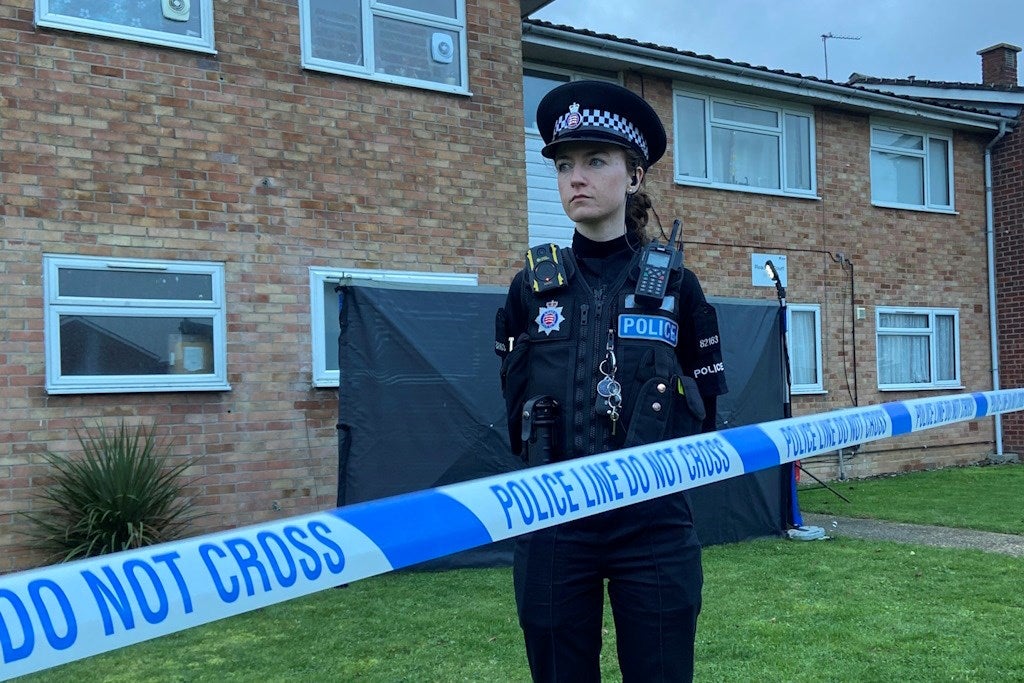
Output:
[587,288,606,455]
[573,303,590,457]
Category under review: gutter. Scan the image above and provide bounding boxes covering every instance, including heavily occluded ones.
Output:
[984,120,1009,456]
[522,24,1014,132]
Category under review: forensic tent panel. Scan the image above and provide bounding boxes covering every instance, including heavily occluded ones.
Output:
[337,283,786,569]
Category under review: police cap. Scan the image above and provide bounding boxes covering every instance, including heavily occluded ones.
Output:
[536,80,667,169]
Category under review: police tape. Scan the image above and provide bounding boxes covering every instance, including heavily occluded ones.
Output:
[2,388,1023,679]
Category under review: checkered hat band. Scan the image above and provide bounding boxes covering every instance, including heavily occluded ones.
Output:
[553,108,649,159]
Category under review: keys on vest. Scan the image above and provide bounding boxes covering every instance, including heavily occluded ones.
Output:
[598,329,622,435]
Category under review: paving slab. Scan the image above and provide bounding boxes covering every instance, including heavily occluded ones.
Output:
[800,512,1024,558]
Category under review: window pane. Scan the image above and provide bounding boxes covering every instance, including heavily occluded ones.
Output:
[879,312,929,329]
[524,71,570,131]
[59,269,213,301]
[373,16,461,86]
[59,315,215,376]
[711,128,780,188]
[383,0,457,18]
[928,138,950,206]
[936,315,956,381]
[879,335,931,385]
[871,151,924,205]
[676,96,707,179]
[46,0,206,39]
[789,309,818,386]
[308,0,363,65]
[784,113,811,191]
[323,281,341,372]
[712,101,778,128]
[872,129,924,150]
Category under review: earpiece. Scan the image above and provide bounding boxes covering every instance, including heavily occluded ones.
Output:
[627,172,640,195]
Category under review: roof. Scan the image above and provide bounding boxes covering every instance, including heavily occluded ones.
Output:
[521,19,1017,132]
[846,74,1024,119]
[524,19,850,86]
[848,74,1024,94]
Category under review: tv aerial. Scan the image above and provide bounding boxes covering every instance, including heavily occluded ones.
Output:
[821,32,861,81]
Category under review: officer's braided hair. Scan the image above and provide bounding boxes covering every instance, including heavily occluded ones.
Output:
[625,149,654,246]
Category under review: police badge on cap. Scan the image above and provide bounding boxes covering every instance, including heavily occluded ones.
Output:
[536,80,667,169]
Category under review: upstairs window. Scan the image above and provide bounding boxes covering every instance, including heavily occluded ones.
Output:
[43,255,229,394]
[674,88,816,197]
[876,307,960,390]
[300,0,468,94]
[870,122,954,212]
[35,0,216,53]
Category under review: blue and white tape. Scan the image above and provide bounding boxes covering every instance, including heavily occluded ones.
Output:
[2,389,1023,679]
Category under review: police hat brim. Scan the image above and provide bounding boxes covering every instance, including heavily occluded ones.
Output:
[536,80,667,169]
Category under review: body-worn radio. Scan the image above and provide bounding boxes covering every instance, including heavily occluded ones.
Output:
[635,219,684,306]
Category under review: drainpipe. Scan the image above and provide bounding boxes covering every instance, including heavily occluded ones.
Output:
[984,120,1007,456]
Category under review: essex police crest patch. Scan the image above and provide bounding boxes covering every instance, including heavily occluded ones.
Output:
[535,300,564,336]
[565,102,582,130]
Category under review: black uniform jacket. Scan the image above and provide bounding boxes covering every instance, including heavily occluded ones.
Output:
[496,233,727,462]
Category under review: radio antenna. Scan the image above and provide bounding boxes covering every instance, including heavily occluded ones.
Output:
[821,32,861,81]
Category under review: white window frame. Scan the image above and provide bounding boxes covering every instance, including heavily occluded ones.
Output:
[672,86,817,198]
[299,0,469,95]
[787,304,824,394]
[870,119,955,213]
[310,266,478,387]
[43,254,229,394]
[875,306,961,391]
[35,0,216,53]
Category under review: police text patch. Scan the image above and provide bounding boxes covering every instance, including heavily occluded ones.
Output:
[618,314,678,347]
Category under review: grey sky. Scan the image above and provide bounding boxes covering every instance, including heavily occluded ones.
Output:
[532,1,1024,84]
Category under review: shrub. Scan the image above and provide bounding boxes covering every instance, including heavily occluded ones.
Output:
[23,421,200,563]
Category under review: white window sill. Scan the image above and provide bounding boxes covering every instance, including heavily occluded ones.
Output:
[302,61,471,97]
[878,385,964,392]
[871,201,958,215]
[36,16,216,54]
[675,178,820,201]
[46,381,231,395]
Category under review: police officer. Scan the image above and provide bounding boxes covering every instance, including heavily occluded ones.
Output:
[495,80,728,682]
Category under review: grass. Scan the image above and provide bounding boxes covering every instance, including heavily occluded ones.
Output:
[22,464,1024,682]
[797,461,1024,534]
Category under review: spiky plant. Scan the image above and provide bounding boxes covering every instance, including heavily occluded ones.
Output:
[23,421,200,563]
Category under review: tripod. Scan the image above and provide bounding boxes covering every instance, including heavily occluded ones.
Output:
[764,261,850,515]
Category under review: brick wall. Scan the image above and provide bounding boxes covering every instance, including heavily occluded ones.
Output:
[0,6,1001,571]
[618,83,997,481]
[0,0,527,571]
[993,121,1024,454]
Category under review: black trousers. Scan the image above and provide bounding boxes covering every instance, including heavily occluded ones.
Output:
[513,494,703,682]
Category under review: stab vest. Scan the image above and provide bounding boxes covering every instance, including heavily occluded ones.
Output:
[502,246,707,463]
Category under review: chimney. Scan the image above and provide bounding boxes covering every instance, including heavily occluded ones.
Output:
[977,43,1021,86]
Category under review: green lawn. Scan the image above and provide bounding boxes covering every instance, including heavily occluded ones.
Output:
[21,464,1024,682]
[798,461,1024,534]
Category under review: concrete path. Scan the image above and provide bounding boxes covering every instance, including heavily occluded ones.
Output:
[800,512,1024,558]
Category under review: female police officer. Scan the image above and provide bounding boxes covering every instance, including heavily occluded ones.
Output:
[494,80,727,681]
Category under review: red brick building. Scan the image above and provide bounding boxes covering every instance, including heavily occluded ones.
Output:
[849,43,1024,458]
[0,2,1017,571]
[993,121,1024,453]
